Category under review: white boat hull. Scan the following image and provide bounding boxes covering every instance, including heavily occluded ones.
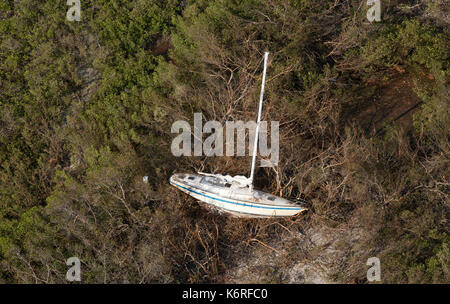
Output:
[170,174,306,218]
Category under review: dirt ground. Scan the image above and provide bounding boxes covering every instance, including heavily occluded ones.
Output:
[351,68,428,134]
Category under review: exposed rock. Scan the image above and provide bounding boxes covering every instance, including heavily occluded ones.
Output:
[223,225,360,284]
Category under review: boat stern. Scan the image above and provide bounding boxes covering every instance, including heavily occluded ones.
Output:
[169,173,201,187]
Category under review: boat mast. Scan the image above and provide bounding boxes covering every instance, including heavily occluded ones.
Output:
[249,51,269,191]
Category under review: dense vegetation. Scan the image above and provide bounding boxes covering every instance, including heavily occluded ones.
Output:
[0,0,448,283]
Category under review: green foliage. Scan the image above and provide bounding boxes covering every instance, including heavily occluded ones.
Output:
[342,19,448,77]
[412,67,449,151]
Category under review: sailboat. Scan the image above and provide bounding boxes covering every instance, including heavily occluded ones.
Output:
[169,52,307,217]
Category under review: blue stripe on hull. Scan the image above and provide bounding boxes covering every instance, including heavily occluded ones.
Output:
[171,181,302,211]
